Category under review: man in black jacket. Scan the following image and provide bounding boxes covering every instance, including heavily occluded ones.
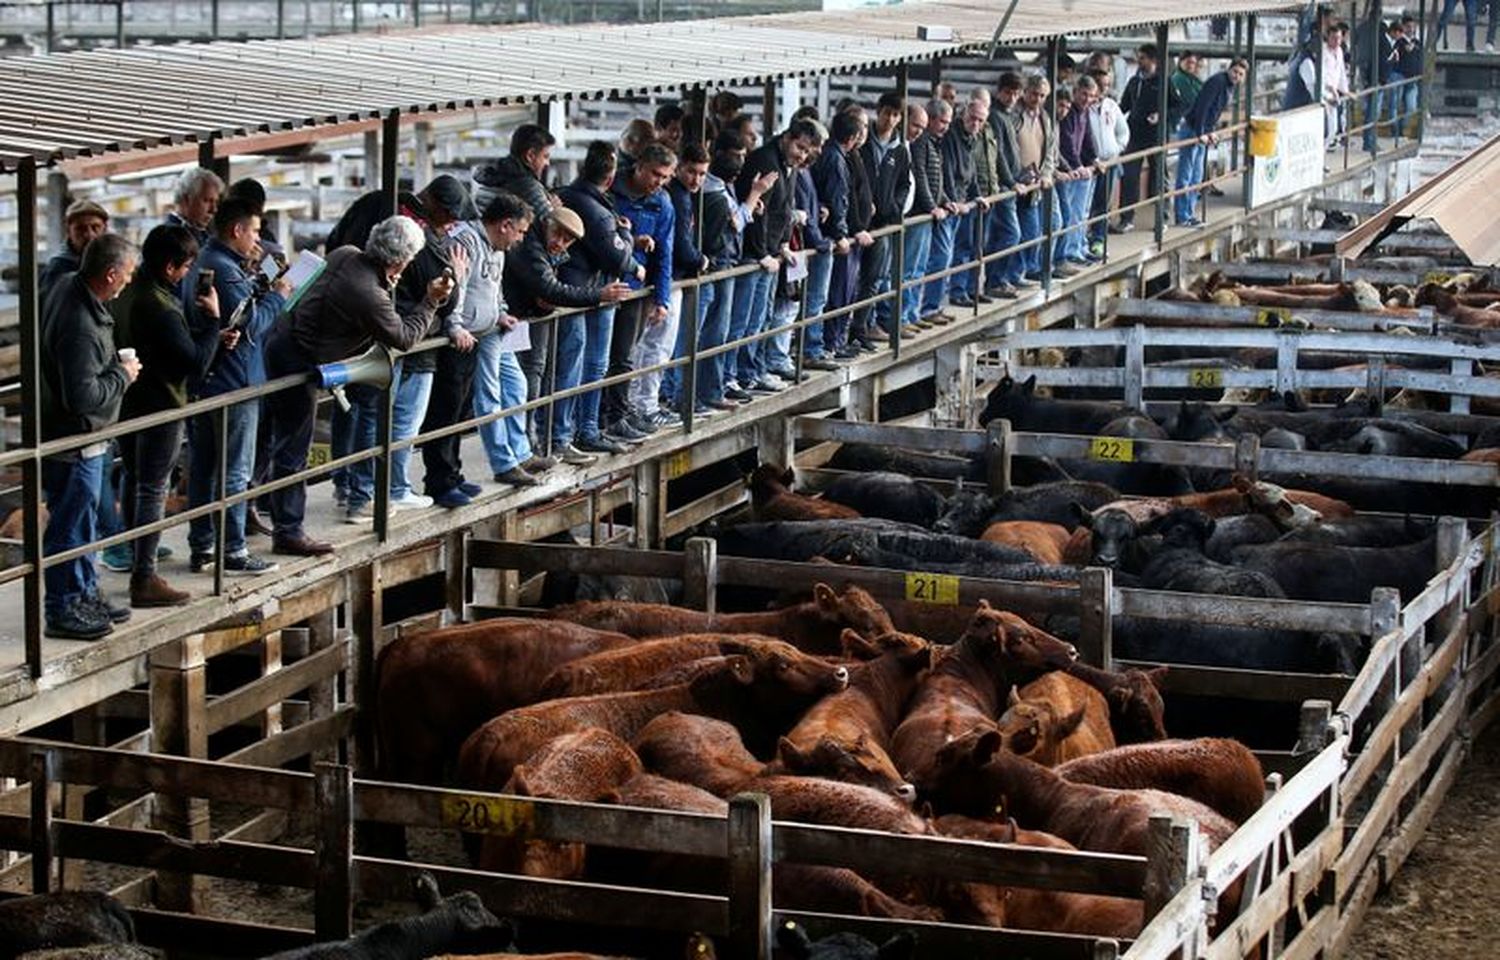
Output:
[901,99,947,331]
[858,92,912,343]
[1117,43,1182,232]
[814,108,873,361]
[726,118,821,396]
[555,142,643,459]
[39,233,141,639]
[472,124,556,223]
[39,200,110,305]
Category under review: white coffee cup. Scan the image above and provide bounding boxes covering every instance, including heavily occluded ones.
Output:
[118,348,137,363]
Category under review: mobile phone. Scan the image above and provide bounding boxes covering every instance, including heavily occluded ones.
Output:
[196,268,215,298]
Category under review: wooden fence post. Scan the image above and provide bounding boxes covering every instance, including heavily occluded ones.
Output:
[149,635,209,912]
[1078,567,1114,670]
[727,793,772,960]
[1142,815,1204,953]
[985,419,1012,494]
[1122,323,1145,409]
[445,529,468,624]
[633,460,663,550]
[1295,700,1335,755]
[1234,432,1260,482]
[684,537,718,613]
[314,762,354,942]
[29,750,53,894]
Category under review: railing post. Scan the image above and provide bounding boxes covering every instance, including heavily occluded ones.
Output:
[683,536,718,613]
[1369,0,1384,159]
[1142,815,1204,951]
[1243,14,1259,215]
[1234,431,1261,482]
[1123,322,1145,410]
[1078,566,1115,670]
[1295,699,1335,754]
[213,405,229,598]
[985,418,1012,494]
[727,793,773,960]
[315,763,354,941]
[150,636,210,912]
[350,562,383,775]
[1041,36,1059,295]
[29,750,54,894]
[16,158,43,679]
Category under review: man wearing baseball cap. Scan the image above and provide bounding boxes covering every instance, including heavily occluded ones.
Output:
[40,200,110,304]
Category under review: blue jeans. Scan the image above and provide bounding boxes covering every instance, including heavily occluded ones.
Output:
[188,399,259,558]
[695,277,733,404]
[550,313,586,447]
[1386,72,1419,141]
[986,197,1023,287]
[899,221,933,326]
[339,382,383,510]
[42,453,104,619]
[475,333,532,474]
[801,250,834,359]
[949,209,982,301]
[919,215,959,315]
[1017,196,1043,276]
[728,268,775,387]
[822,250,858,352]
[330,402,353,498]
[1061,177,1097,258]
[96,448,123,539]
[389,366,431,500]
[1173,127,1206,224]
[574,307,615,443]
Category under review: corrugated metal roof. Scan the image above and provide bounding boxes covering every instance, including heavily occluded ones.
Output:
[0,0,1297,173]
[1336,133,1500,266]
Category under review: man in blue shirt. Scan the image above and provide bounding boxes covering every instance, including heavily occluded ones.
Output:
[604,141,676,440]
[1173,59,1246,227]
[185,196,289,575]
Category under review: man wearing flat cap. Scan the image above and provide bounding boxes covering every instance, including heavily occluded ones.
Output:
[40,200,110,304]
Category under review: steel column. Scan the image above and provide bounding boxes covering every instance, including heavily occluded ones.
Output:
[17,160,43,679]
[1154,23,1170,245]
[1244,14,1258,214]
[1370,0,1383,158]
[381,109,400,216]
[890,63,908,358]
[1041,37,1059,294]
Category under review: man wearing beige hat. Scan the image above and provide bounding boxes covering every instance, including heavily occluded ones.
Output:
[39,199,110,304]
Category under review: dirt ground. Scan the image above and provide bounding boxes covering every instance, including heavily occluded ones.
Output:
[1344,718,1500,959]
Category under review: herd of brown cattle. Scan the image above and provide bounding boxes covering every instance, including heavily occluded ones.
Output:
[375,585,1264,940]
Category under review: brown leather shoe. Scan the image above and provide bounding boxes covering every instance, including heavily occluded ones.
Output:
[130,573,190,608]
[273,534,335,557]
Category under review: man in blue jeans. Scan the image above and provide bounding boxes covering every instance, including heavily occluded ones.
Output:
[1387,17,1423,142]
[1173,59,1246,226]
[40,234,140,639]
[985,72,1031,297]
[186,196,287,575]
[900,102,938,332]
[917,98,965,324]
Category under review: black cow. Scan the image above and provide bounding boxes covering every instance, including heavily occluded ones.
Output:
[1064,414,1194,496]
[776,922,916,960]
[825,443,982,481]
[1204,514,1284,563]
[0,892,136,960]
[978,375,1127,433]
[1071,506,1157,573]
[1280,515,1434,548]
[935,481,1120,536]
[261,874,515,960]
[819,472,948,527]
[1141,510,1286,598]
[1317,420,1466,459]
[1230,536,1437,604]
[18,949,160,960]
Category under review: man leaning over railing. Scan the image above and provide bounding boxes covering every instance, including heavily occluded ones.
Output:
[1174,58,1247,227]
[39,234,141,640]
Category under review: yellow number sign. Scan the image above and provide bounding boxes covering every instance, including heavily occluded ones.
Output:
[905,572,959,605]
[664,450,692,480]
[1088,437,1135,462]
[440,795,536,836]
[1423,271,1453,286]
[306,442,331,470]
[1255,307,1288,327]
[1188,368,1224,389]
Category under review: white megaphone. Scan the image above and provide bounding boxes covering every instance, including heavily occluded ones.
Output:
[318,343,394,412]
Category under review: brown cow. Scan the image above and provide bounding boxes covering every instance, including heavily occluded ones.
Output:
[890,601,1076,786]
[915,728,1236,858]
[545,583,895,655]
[457,653,848,793]
[1057,738,1265,824]
[483,728,644,879]
[539,634,844,700]
[1063,662,1168,743]
[748,464,861,521]
[980,521,1070,566]
[775,630,932,800]
[634,712,766,796]
[997,672,1115,766]
[375,618,637,785]
[932,814,1143,938]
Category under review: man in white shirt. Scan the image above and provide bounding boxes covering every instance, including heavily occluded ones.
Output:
[1300,22,1352,143]
[1085,66,1130,258]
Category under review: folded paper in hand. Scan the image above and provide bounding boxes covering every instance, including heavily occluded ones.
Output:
[785,250,811,283]
[498,320,531,353]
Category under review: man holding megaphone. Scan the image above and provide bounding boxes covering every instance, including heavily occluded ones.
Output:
[261,216,457,557]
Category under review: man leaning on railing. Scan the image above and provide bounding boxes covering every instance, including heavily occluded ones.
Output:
[38,234,141,640]
[261,217,455,557]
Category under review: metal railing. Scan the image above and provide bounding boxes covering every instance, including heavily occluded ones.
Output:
[0,57,1425,680]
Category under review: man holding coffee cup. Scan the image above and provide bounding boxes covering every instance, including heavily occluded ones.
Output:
[39,233,141,639]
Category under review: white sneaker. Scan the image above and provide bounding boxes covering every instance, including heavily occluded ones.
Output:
[1489,42,1496,52]
[390,492,434,511]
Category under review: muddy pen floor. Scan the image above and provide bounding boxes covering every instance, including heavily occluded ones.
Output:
[1346,718,1500,958]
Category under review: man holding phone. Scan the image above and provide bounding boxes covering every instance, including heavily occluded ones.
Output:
[184,196,290,576]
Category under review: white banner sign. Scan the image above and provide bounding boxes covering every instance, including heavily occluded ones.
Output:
[1249,105,1326,209]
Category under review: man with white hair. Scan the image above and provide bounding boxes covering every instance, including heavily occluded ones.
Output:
[168,168,224,243]
[262,216,455,556]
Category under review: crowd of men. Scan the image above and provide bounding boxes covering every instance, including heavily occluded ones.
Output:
[34,47,1274,641]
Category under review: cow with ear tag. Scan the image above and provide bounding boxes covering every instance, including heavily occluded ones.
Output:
[996,672,1115,766]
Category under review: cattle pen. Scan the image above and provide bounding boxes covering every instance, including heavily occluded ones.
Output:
[1,0,1498,958]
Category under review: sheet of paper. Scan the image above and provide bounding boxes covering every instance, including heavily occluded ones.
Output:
[281,251,326,310]
[785,249,810,283]
[260,254,281,281]
[497,319,531,353]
